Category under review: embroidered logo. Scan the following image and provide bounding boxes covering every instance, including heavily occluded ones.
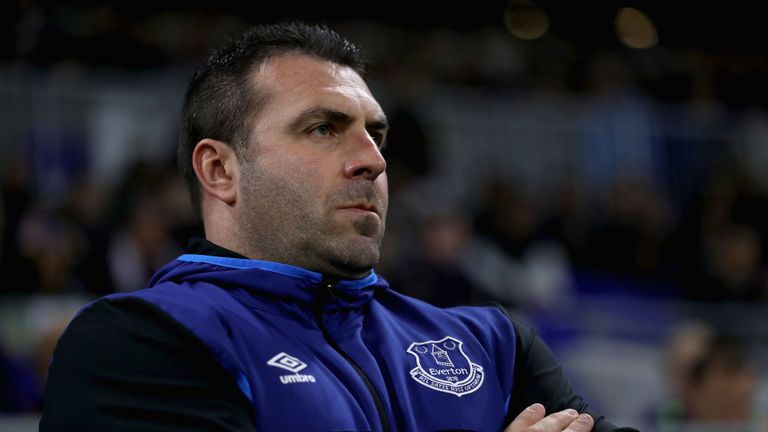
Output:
[267,352,316,384]
[406,336,484,397]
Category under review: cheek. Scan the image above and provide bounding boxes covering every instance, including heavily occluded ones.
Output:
[267,152,330,189]
[293,157,339,210]
[376,173,389,205]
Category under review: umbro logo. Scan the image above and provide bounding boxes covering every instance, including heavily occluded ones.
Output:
[267,352,317,384]
[267,352,307,373]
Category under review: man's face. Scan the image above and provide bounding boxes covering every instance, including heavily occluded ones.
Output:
[236,53,388,279]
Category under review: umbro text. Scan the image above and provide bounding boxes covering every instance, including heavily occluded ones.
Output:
[279,373,317,384]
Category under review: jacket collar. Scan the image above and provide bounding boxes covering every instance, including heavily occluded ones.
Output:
[149,238,387,307]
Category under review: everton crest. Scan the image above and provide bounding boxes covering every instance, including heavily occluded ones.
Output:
[406,336,484,397]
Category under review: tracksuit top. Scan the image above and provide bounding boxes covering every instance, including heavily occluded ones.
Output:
[114,253,516,431]
[42,240,633,431]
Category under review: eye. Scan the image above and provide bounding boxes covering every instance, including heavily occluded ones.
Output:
[310,123,333,137]
[369,131,387,150]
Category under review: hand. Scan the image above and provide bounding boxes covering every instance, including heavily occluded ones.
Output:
[504,403,594,432]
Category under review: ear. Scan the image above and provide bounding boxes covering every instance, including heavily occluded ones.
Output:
[192,139,239,206]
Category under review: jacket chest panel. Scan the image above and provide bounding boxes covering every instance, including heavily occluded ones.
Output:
[364,325,508,431]
[237,313,507,432]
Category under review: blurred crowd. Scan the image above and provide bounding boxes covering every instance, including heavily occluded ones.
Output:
[2,1,768,430]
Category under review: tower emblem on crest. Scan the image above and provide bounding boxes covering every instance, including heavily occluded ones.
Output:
[406,336,484,397]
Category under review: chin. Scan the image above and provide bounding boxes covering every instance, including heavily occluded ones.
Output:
[328,238,380,277]
[343,249,380,273]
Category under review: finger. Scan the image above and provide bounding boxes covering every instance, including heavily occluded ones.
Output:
[563,414,594,432]
[526,408,580,431]
[503,403,546,432]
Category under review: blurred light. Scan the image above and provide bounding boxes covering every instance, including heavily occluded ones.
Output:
[504,0,550,41]
[615,7,658,49]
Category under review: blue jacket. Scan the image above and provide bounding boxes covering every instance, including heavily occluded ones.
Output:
[115,253,517,431]
[42,242,630,431]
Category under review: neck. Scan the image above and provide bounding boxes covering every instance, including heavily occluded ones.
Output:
[200,234,373,280]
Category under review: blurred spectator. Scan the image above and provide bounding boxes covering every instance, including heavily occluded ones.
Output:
[739,107,768,193]
[466,179,574,309]
[579,51,663,199]
[539,178,592,269]
[652,330,762,431]
[694,224,765,302]
[659,321,715,414]
[474,180,540,259]
[586,177,674,284]
[0,158,38,293]
[676,172,768,302]
[379,92,432,196]
[372,41,435,198]
[32,310,72,400]
[0,342,39,412]
[0,295,87,413]
[387,210,485,308]
[107,161,183,293]
[16,207,85,293]
[62,178,113,295]
[158,169,204,247]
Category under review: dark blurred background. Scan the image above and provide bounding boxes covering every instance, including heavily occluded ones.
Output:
[1,1,767,430]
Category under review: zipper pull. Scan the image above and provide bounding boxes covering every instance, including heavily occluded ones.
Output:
[314,276,339,328]
[321,276,339,300]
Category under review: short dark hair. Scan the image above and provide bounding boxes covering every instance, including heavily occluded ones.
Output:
[178,22,368,219]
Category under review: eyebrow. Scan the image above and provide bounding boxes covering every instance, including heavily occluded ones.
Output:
[288,107,389,132]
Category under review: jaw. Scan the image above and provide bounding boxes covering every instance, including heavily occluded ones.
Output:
[306,230,383,280]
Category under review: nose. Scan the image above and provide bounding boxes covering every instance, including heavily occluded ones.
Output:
[343,130,386,181]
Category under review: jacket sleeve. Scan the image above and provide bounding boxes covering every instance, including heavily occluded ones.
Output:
[40,297,256,432]
[504,315,638,432]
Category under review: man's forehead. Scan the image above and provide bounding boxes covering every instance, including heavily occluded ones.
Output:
[254,53,364,94]
[253,54,384,120]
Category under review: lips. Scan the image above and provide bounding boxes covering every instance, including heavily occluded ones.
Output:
[339,202,379,216]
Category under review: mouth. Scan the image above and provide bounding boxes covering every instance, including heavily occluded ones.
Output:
[339,202,380,216]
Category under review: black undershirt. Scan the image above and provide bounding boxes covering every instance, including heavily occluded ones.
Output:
[40,239,634,431]
[40,296,256,431]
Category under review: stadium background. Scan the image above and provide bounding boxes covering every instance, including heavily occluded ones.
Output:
[1,1,767,430]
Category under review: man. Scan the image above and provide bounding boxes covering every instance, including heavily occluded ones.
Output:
[41,22,635,431]
[652,335,759,430]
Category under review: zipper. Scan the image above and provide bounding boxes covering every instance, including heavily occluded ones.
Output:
[314,277,391,432]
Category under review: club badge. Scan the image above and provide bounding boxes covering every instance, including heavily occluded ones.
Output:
[406,336,484,397]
